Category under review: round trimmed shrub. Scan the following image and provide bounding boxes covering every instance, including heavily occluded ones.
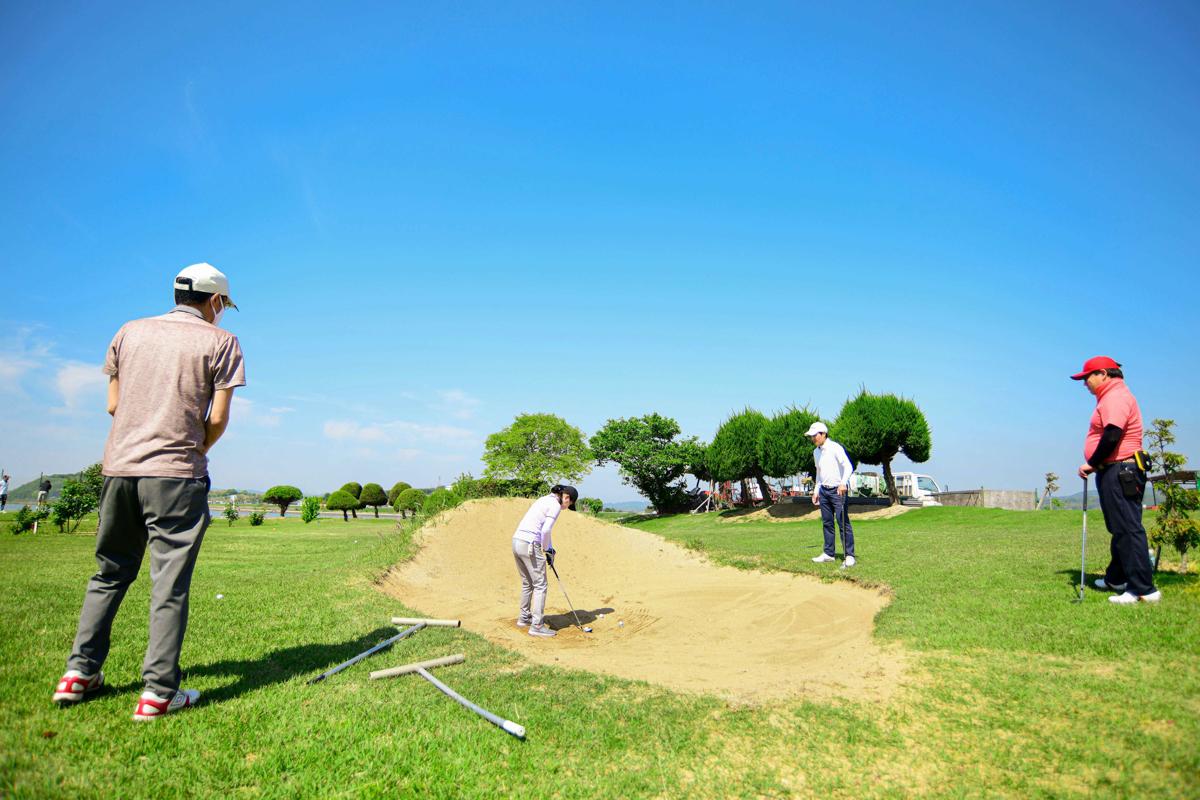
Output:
[394,488,426,518]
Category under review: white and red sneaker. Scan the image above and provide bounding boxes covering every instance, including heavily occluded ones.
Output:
[131,689,201,721]
[53,670,105,704]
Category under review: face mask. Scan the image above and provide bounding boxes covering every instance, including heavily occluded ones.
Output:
[210,298,226,327]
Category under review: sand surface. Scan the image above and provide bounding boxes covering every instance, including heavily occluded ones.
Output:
[379,499,906,704]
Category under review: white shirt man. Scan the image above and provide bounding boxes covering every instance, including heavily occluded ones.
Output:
[806,422,857,568]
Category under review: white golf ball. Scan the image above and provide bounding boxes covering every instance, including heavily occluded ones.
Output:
[216,594,224,600]
[618,621,625,627]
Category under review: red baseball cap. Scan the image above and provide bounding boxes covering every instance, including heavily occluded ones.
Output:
[1070,355,1121,380]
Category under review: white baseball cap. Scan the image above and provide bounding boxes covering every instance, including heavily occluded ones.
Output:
[174,263,238,308]
[804,422,828,437]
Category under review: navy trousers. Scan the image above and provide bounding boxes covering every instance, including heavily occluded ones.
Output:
[819,486,855,558]
[1095,463,1156,596]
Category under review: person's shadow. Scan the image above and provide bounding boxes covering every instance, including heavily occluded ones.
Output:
[543,607,615,631]
[182,626,401,702]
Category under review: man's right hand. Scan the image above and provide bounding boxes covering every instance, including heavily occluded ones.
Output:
[545,547,556,567]
[811,493,819,506]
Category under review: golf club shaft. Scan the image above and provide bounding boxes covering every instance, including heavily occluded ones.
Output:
[416,667,526,739]
[1079,477,1088,599]
[548,561,587,632]
[307,623,426,684]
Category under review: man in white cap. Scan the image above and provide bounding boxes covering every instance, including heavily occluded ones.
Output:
[806,421,856,568]
[53,263,246,720]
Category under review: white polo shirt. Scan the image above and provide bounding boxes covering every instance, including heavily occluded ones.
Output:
[512,494,562,551]
[813,440,854,489]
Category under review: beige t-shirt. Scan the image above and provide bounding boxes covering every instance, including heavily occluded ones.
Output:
[102,306,246,478]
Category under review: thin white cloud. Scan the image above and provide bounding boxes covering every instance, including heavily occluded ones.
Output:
[232,396,292,428]
[322,419,475,448]
[436,389,481,420]
[55,361,108,412]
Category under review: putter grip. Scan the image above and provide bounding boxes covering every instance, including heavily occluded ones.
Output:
[502,720,527,738]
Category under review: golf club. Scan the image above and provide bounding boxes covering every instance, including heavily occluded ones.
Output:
[1076,476,1088,602]
[307,622,426,684]
[547,560,592,633]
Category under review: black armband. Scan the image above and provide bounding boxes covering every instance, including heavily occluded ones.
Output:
[1088,424,1124,468]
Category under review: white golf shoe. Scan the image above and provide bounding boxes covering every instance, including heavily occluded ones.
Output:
[812,553,835,563]
[1109,591,1162,605]
[132,688,200,721]
[528,624,557,638]
[53,670,105,704]
[1093,578,1127,592]
[841,556,856,569]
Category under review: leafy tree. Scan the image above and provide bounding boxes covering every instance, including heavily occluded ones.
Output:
[423,488,462,516]
[300,496,321,524]
[758,406,821,480]
[224,499,240,526]
[359,483,388,518]
[327,489,360,522]
[262,485,303,517]
[1146,419,1199,572]
[387,481,412,506]
[248,511,265,526]
[11,505,47,534]
[339,482,363,519]
[51,479,99,532]
[831,390,931,504]
[590,413,704,514]
[394,488,426,518]
[483,413,592,492]
[579,497,604,515]
[707,409,773,505]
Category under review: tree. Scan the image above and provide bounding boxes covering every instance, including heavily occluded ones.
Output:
[707,409,773,505]
[423,488,462,516]
[359,483,388,518]
[300,496,321,524]
[387,481,412,506]
[50,479,97,532]
[327,490,360,521]
[262,485,303,517]
[483,413,592,493]
[831,390,931,504]
[223,499,240,526]
[758,406,821,481]
[590,413,704,514]
[1037,473,1059,511]
[1147,419,1200,572]
[579,497,604,515]
[339,482,363,519]
[394,488,426,518]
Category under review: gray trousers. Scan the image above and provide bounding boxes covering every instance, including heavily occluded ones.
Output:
[67,476,210,698]
[512,538,548,627]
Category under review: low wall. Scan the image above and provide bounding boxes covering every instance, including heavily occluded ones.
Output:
[934,490,1036,511]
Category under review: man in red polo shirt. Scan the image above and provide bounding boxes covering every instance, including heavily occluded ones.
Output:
[1073,356,1160,604]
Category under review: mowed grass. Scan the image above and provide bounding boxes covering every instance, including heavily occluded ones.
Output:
[0,506,1195,798]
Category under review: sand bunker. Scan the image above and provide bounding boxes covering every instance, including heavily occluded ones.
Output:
[379,499,906,704]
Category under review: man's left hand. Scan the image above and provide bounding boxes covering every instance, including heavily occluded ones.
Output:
[1077,464,1094,480]
[837,485,847,496]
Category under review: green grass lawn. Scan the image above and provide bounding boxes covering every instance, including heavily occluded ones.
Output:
[1,506,1197,798]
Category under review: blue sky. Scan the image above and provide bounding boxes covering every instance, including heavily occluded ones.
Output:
[2,2,1197,501]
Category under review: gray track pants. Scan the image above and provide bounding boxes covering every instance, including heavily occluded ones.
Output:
[512,538,548,627]
[67,476,210,698]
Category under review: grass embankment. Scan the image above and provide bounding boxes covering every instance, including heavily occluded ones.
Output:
[0,507,1196,798]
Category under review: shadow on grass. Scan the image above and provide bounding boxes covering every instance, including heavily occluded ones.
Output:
[1055,567,1197,598]
[184,626,400,702]
[543,607,615,631]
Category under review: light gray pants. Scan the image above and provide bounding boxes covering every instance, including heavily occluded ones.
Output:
[67,476,210,698]
[512,538,548,627]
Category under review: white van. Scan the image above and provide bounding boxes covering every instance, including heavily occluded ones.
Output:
[892,472,943,505]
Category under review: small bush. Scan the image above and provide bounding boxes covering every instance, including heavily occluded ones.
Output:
[224,499,240,526]
[249,511,266,527]
[387,482,412,506]
[579,497,604,515]
[11,505,45,534]
[300,496,321,524]
[422,488,462,516]
[393,488,426,518]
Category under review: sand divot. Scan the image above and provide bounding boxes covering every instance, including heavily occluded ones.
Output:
[380,498,907,704]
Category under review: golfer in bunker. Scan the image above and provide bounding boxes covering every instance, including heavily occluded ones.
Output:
[512,485,577,638]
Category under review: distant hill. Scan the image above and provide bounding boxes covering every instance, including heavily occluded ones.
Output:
[1047,486,1154,510]
[605,500,650,512]
[5,472,81,504]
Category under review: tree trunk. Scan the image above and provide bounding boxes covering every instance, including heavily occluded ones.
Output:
[342,510,348,521]
[374,507,379,518]
[882,460,898,505]
[351,509,357,519]
[755,474,773,507]
[739,479,752,506]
